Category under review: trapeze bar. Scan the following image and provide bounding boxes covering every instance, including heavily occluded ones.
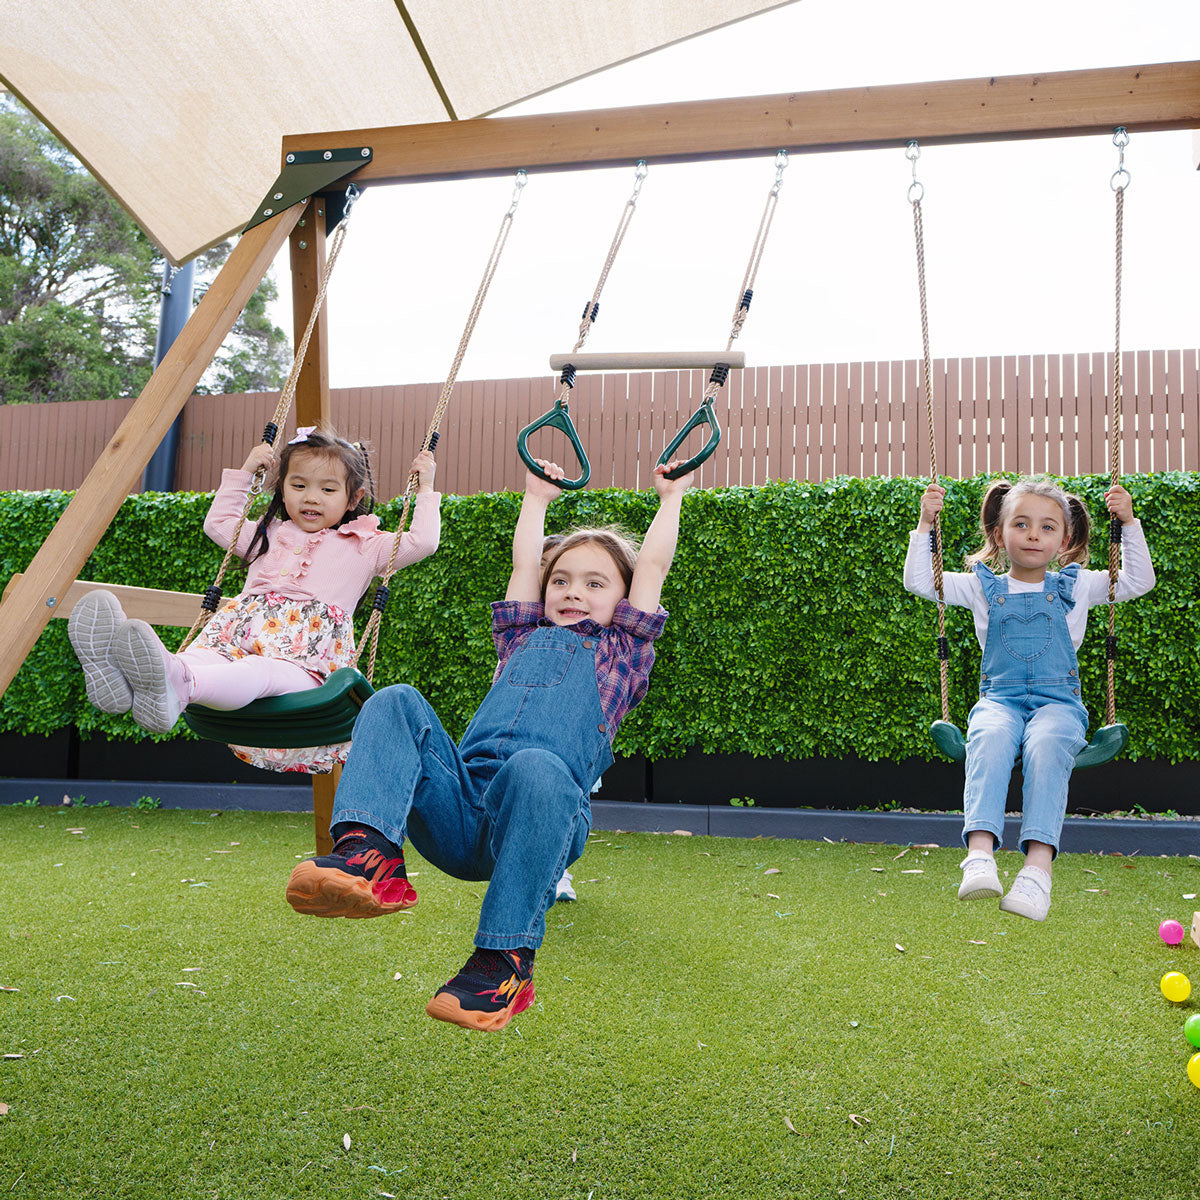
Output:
[548,351,747,372]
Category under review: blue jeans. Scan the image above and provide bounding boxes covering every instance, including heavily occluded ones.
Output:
[963,694,1087,856]
[332,683,594,950]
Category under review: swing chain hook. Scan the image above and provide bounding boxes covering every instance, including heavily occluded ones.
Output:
[906,140,925,205]
[771,149,789,195]
[507,169,528,216]
[342,181,361,217]
[629,159,649,204]
[1110,127,1131,192]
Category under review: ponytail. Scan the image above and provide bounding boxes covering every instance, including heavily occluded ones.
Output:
[964,479,1011,571]
[1060,493,1092,566]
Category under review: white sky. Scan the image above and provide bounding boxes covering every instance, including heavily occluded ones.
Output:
[268,0,1200,388]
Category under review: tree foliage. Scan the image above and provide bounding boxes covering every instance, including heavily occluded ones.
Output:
[0,98,289,404]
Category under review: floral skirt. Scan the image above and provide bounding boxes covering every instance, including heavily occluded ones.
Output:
[194,591,355,774]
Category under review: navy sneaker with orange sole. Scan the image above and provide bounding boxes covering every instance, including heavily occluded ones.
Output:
[425,947,535,1032]
[285,829,417,918]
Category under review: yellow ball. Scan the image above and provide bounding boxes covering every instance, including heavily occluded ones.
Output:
[1161,972,1192,1003]
[1188,1053,1200,1089]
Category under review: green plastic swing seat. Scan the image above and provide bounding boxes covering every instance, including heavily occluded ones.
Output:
[930,718,1129,770]
[183,667,376,748]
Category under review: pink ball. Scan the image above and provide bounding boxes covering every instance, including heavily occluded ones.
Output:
[1160,919,1185,946]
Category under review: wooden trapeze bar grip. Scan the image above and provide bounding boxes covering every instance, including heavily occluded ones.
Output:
[548,351,747,372]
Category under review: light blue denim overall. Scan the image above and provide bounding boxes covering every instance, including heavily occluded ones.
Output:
[331,622,613,950]
[962,563,1089,857]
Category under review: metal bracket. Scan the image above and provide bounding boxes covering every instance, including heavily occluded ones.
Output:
[242,146,373,234]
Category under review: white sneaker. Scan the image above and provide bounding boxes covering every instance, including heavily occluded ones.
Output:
[67,590,133,713]
[999,865,1052,921]
[958,852,1002,900]
[555,870,577,902]
[113,620,189,733]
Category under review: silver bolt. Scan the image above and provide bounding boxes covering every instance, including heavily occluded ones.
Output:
[323,151,332,161]
[361,147,370,157]
[46,597,56,608]
[263,208,273,216]
[286,153,295,163]
[273,192,283,200]
[299,241,308,250]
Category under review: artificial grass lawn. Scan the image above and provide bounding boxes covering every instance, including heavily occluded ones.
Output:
[1,806,1198,1200]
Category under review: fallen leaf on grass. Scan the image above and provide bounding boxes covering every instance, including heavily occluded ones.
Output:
[767,893,780,900]
[783,1115,799,1135]
[572,1149,578,1164]
[913,843,940,849]
[1082,869,1100,876]
[0,987,19,993]
[765,868,781,876]
[3,1054,24,1060]
[0,1102,9,1116]
[343,1133,352,1151]
[968,940,987,945]
[54,995,75,1002]
[849,1114,870,1127]
[671,830,693,837]
[900,869,924,875]
[1184,893,1198,901]
[871,867,885,873]
[895,944,906,953]
[893,848,910,860]
[66,828,84,835]
[822,837,836,844]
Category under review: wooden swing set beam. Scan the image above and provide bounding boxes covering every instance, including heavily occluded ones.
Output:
[281,61,1200,184]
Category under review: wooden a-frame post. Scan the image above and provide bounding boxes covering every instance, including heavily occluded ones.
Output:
[288,194,339,854]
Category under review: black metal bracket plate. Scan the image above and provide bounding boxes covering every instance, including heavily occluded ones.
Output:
[242,146,373,235]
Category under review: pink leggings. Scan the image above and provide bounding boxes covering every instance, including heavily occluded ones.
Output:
[179,648,319,711]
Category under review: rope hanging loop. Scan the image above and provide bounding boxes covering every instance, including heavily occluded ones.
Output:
[1110,127,1131,193]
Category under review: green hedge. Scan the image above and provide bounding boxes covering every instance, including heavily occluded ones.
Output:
[2,471,1197,762]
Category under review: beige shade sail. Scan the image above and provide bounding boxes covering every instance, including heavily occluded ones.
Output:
[0,0,796,264]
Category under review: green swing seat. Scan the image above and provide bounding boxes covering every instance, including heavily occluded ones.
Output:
[183,667,375,748]
[930,719,1128,771]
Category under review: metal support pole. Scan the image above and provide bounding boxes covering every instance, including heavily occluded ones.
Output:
[141,258,197,492]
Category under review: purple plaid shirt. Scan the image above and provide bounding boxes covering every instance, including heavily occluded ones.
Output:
[490,597,667,739]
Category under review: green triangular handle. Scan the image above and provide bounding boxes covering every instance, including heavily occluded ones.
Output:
[657,401,722,479]
[517,404,591,490]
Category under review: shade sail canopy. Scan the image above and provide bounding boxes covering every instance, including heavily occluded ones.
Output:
[0,0,795,264]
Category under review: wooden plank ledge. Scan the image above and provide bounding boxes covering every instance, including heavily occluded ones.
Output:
[2,574,199,628]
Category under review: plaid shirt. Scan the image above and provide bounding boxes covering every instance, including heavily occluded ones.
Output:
[491,597,667,739]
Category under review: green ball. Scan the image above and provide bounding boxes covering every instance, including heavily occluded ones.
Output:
[1186,1014,1200,1049]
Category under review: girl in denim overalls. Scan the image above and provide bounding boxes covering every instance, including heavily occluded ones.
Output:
[905,477,1154,921]
[286,455,694,1031]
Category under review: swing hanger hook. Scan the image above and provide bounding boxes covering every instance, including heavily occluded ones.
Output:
[1110,127,1131,192]
[629,159,649,203]
[771,149,789,195]
[507,169,528,216]
[906,140,925,204]
[342,181,361,216]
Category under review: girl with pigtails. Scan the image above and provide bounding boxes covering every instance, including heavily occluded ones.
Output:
[68,426,440,773]
[904,477,1154,921]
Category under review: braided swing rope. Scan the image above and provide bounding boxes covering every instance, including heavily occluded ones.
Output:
[353,170,529,682]
[1106,128,1131,727]
[705,150,788,405]
[906,142,951,724]
[179,187,360,652]
[554,160,648,400]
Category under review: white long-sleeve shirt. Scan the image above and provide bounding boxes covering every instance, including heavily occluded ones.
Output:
[903,520,1155,651]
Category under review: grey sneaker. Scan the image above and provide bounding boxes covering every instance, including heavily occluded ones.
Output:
[999,865,1052,921]
[67,590,132,713]
[113,620,188,733]
[958,852,1002,900]
[555,870,577,903]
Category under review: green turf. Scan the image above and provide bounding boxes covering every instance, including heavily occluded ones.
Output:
[1,805,1198,1200]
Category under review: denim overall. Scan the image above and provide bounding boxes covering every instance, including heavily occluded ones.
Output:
[331,623,613,950]
[962,563,1089,856]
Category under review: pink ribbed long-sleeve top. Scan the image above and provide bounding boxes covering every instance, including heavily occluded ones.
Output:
[203,469,441,612]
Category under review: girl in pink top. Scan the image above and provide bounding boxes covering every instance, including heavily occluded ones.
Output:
[68,427,440,772]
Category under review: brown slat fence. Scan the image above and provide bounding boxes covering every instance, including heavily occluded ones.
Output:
[2,350,1197,498]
